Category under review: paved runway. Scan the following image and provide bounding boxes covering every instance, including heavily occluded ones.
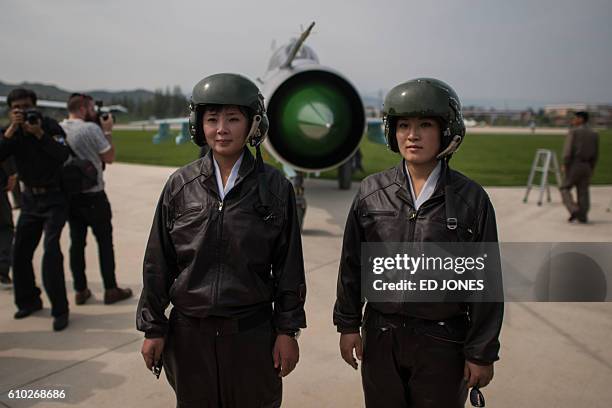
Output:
[1,162,611,407]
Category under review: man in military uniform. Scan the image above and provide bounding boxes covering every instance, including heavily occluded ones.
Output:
[560,111,599,223]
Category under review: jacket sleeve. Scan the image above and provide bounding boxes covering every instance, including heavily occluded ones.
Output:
[136,183,178,338]
[38,119,70,164]
[271,183,307,332]
[464,196,504,365]
[562,129,575,166]
[333,194,365,334]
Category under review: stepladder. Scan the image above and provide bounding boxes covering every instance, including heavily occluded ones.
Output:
[523,149,562,206]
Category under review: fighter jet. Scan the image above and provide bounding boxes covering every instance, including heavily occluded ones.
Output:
[151,22,367,228]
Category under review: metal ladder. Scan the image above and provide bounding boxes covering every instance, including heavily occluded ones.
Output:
[523,149,562,206]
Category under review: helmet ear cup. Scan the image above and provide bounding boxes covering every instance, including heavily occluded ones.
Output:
[247,113,269,147]
[247,94,269,147]
[257,113,269,143]
[383,116,399,152]
[189,106,206,147]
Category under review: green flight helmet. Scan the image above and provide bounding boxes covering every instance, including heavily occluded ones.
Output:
[382,78,465,160]
[188,73,268,147]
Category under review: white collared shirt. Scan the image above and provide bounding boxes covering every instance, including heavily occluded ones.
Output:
[213,152,244,200]
[405,161,442,210]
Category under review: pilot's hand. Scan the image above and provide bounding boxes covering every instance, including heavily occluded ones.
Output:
[141,337,165,371]
[339,332,363,370]
[273,334,299,377]
[100,113,114,133]
[464,361,494,388]
[23,119,44,139]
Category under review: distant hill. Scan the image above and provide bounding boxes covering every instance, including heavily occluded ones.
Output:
[0,80,157,104]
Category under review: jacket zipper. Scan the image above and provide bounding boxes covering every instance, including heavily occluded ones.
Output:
[212,199,224,306]
[207,154,256,307]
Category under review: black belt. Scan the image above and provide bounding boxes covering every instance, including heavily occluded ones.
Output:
[25,186,61,195]
[365,306,469,332]
[172,306,273,336]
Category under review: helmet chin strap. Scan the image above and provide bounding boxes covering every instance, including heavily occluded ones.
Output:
[436,135,462,160]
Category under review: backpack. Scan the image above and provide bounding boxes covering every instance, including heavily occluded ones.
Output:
[62,146,98,194]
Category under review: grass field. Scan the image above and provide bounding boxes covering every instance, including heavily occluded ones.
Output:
[113,129,611,186]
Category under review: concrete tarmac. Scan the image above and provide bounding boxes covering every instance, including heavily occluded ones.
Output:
[1,163,611,407]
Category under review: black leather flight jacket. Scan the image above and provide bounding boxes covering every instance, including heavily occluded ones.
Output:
[333,160,503,365]
[137,148,307,338]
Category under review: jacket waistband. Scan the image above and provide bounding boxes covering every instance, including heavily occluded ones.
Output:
[365,305,469,330]
[171,306,273,336]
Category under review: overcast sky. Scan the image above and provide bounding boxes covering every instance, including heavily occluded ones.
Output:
[1,0,611,107]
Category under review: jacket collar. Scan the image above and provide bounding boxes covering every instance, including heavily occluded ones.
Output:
[393,159,452,206]
[200,146,256,180]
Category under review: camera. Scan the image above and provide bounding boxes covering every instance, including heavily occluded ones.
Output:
[24,109,43,125]
[94,100,115,125]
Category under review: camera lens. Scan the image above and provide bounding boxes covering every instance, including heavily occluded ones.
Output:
[25,109,42,125]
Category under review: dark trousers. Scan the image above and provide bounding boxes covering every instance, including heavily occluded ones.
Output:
[0,225,13,278]
[560,162,592,221]
[13,190,68,317]
[163,309,282,408]
[68,191,117,291]
[361,310,468,408]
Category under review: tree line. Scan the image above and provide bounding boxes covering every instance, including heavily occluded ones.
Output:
[107,86,189,122]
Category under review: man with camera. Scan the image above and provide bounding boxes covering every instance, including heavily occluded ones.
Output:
[60,93,132,306]
[0,88,71,331]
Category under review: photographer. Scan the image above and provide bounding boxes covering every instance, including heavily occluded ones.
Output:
[60,93,132,306]
[0,88,71,331]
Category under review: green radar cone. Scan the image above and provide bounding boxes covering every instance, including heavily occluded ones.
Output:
[267,70,364,171]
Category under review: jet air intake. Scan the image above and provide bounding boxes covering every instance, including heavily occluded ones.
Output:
[264,69,365,172]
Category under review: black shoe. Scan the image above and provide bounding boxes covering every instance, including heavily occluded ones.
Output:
[53,313,69,332]
[568,212,578,222]
[104,287,133,304]
[14,301,43,319]
[75,288,92,305]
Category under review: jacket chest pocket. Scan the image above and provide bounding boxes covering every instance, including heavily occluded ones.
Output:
[169,203,210,238]
[362,209,398,218]
[360,208,401,240]
[233,203,285,231]
[229,203,285,256]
